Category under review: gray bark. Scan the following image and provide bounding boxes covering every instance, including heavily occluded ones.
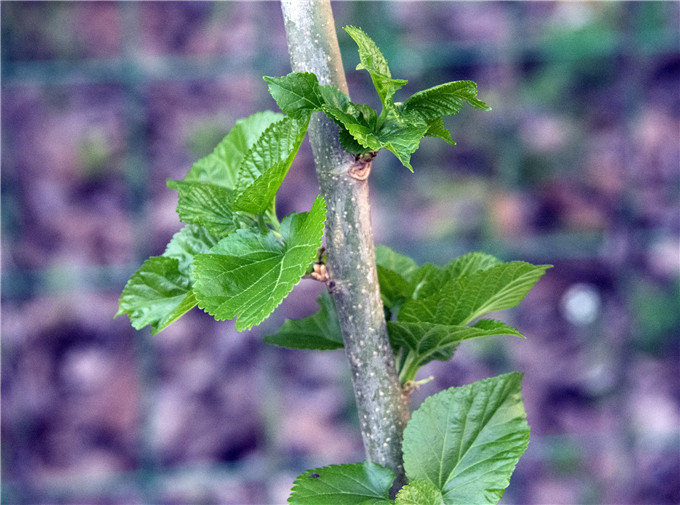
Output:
[280,0,409,488]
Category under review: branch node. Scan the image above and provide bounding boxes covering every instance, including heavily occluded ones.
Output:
[402,375,435,400]
[348,152,377,181]
[308,246,329,282]
[310,262,328,282]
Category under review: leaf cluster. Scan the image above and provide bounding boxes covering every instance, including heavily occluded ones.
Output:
[115,25,547,504]
[265,26,490,171]
[117,111,326,332]
[268,246,550,384]
[288,373,530,505]
[117,26,491,335]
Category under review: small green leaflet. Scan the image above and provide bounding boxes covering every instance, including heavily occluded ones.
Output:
[402,373,530,505]
[344,25,407,109]
[343,25,489,170]
[376,248,506,312]
[193,196,326,331]
[265,291,344,350]
[325,101,381,152]
[424,117,455,146]
[374,247,548,383]
[116,256,195,334]
[163,224,221,276]
[375,118,428,171]
[375,245,418,309]
[172,182,237,237]
[177,110,283,189]
[264,72,381,153]
[264,26,489,172]
[263,72,324,119]
[167,110,289,236]
[410,252,502,300]
[395,480,444,505]
[375,245,419,276]
[399,261,552,326]
[116,225,219,334]
[388,320,524,383]
[401,80,491,122]
[234,114,310,214]
[288,462,394,505]
[318,83,383,155]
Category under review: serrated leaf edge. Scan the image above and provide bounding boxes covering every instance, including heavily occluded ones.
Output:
[288,461,394,504]
[194,196,326,331]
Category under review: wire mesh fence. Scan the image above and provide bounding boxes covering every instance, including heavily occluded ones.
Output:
[2,2,679,504]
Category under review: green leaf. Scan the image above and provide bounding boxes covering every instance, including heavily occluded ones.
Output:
[173,182,237,236]
[318,85,383,152]
[452,261,551,325]
[375,245,419,309]
[163,224,220,275]
[264,72,324,119]
[401,261,551,326]
[344,26,392,79]
[445,251,503,279]
[338,121,382,152]
[370,79,490,170]
[395,480,444,505]
[377,266,413,312]
[472,318,526,336]
[319,84,352,111]
[388,319,524,365]
[116,256,196,334]
[344,25,407,108]
[288,462,394,505]
[338,127,370,155]
[261,31,490,174]
[376,118,428,172]
[387,252,545,383]
[424,118,455,145]
[410,252,502,300]
[375,246,419,278]
[265,291,343,350]
[234,115,310,214]
[263,72,384,157]
[388,320,524,382]
[193,196,326,331]
[322,99,382,152]
[402,80,491,123]
[402,372,530,505]
[330,109,428,171]
[116,225,219,334]
[173,111,283,189]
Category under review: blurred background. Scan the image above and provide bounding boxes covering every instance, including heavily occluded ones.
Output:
[2,2,679,504]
